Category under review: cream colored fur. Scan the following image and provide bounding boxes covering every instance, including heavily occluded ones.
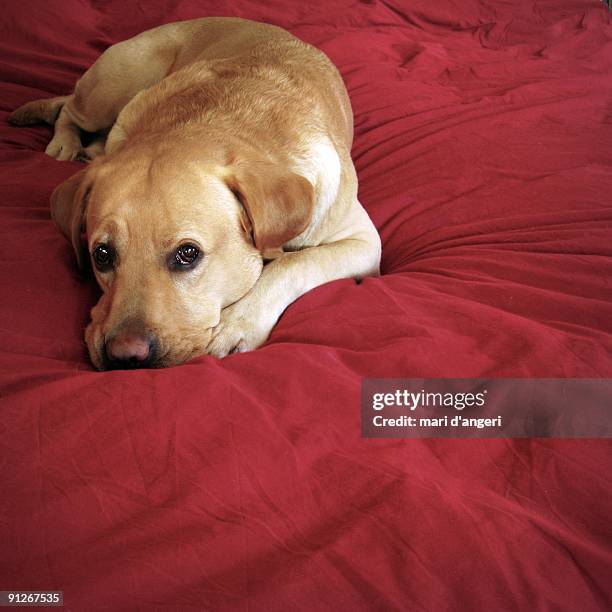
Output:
[10,17,381,368]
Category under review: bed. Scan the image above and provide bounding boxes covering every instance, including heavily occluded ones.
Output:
[1,0,611,609]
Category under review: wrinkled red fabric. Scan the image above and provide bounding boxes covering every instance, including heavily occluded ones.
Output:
[1,1,611,610]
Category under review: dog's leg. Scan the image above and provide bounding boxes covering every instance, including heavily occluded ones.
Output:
[207,228,381,357]
[8,95,69,126]
[10,29,177,161]
[9,94,85,161]
[43,102,85,161]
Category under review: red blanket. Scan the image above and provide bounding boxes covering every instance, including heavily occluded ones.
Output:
[1,1,611,609]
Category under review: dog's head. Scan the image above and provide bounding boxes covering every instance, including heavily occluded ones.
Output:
[51,139,313,369]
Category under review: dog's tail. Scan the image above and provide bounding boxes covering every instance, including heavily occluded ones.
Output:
[8,95,69,126]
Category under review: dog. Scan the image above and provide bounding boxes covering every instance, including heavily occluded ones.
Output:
[10,17,381,369]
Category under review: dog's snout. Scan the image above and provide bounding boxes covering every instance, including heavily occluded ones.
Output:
[104,329,157,369]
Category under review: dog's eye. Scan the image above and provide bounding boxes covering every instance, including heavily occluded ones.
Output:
[174,244,200,268]
[92,244,114,271]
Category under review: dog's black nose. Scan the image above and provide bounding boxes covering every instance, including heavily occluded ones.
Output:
[103,333,157,369]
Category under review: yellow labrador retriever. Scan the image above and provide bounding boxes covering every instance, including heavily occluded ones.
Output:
[10,17,381,369]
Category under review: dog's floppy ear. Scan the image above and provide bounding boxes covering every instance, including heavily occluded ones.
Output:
[226,165,314,260]
[50,169,91,270]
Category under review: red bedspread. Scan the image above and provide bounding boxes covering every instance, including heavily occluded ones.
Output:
[1,1,611,609]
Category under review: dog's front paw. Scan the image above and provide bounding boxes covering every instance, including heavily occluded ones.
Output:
[207,303,274,358]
